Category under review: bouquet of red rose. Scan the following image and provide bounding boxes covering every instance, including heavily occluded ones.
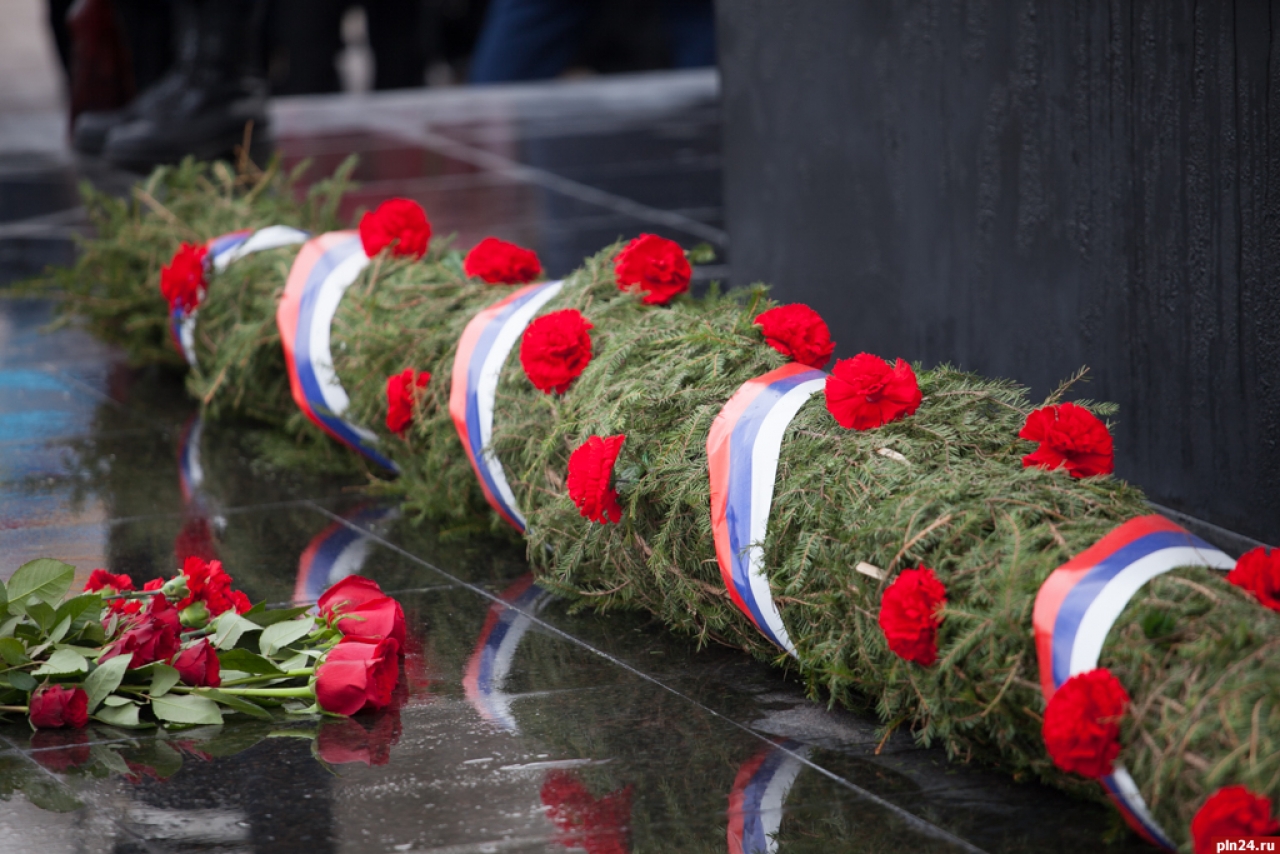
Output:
[0,557,405,730]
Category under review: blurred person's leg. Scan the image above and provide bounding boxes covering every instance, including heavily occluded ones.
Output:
[662,0,714,68]
[468,0,592,83]
[47,0,75,77]
[364,0,425,89]
[269,0,344,95]
[115,0,174,89]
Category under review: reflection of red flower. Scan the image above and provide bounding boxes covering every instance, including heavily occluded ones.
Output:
[177,556,250,617]
[567,435,625,524]
[316,710,403,766]
[102,594,182,667]
[464,237,542,284]
[1041,668,1129,779]
[30,685,89,729]
[614,234,690,306]
[160,242,208,311]
[541,771,633,854]
[174,517,218,564]
[825,353,922,431]
[316,637,401,716]
[753,304,836,369]
[1191,786,1280,854]
[30,729,91,771]
[385,368,431,435]
[1020,403,1115,478]
[520,309,594,394]
[318,576,407,648]
[85,569,140,615]
[877,566,946,666]
[172,638,221,687]
[1227,547,1280,612]
[359,198,431,259]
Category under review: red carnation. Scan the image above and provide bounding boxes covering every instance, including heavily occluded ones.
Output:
[877,566,946,666]
[171,638,221,687]
[385,368,431,434]
[1019,402,1114,478]
[84,568,139,615]
[613,233,691,306]
[1041,668,1129,779]
[359,198,431,259]
[159,242,208,312]
[520,309,593,394]
[754,303,836,369]
[177,556,250,617]
[29,685,89,730]
[567,435,625,525]
[541,771,633,854]
[1227,547,1280,612]
[316,637,400,716]
[318,576,407,648]
[1192,786,1280,854]
[464,237,542,284]
[825,353,922,431]
[101,594,182,667]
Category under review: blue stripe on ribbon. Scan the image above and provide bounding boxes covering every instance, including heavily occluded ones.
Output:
[208,232,252,258]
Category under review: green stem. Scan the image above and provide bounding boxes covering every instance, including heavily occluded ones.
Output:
[219,669,314,687]
[0,705,27,714]
[191,685,314,699]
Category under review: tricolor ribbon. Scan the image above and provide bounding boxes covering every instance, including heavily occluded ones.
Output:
[1032,514,1234,849]
[463,574,554,732]
[728,739,811,854]
[449,280,565,531]
[170,225,310,367]
[708,363,828,656]
[293,506,399,605]
[278,231,396,472]
[177,414,206,507]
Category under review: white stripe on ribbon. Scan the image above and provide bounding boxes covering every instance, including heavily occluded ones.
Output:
[752,745,810,853]
[306,248,372,427]
[211,225,308,272]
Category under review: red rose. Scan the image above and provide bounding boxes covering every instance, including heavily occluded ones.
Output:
[177,556,251,617]
[1041,668,1129,779]
[1227,547,1280,612]
[540,771,633,854]
[318,576,407,648]
[1191,786,1280,854]
[171,638,221,687]
[520,309,593,394]
[316,711,402,766]
[101,594,182,666]
[613,233,691,306]
[385,368,430,435]
[30,730,91,771]
[29,685,89,729]
[753,303,836,369]
[877,566,946,666]
[358,198,431,259]
[1019,402,1114,478]
[84,568,139,615]
[567,435,625,524]
[464,237,542,284]
[159,242,208,311]
[825,353,922,430]
[316,637,400,716]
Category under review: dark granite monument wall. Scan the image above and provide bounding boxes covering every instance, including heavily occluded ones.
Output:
[716,0,1280,544]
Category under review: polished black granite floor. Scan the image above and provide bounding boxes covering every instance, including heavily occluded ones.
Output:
[0,73,1145,853]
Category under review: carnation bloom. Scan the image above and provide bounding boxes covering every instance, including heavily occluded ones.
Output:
[385,368,431,434]
[1041,668,1129,779]
[1191,786,1280,854]
[567,435,625,524]
[1019,402,1115,478]
[1226,546,1280,612]
[316,637,401,716]
[753,303,836,369]
[84,569,139,615]
[825,353,922,431]
[877,566,946,666]
[520,309,594,394]
[159,242,208,311]
[29,685,89,729]
[176,556,250,617]
[101,594,182,667]
[463,237,542,284]
[171,638,221,687]
[359,198,432,259]
[541,770,634,854]
[318,576,407,648]
[614,233,691,306]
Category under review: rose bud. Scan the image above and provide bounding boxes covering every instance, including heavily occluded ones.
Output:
[29,685,89,729]
[101,595,181,667]
[316,637,400,716]
[318,577,406,648]
[171,639,221,687]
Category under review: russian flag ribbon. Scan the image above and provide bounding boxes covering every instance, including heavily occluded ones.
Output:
[177,415,206,507]
[1032,514,1234,849]
[277,231,396,472]
[708,363,828,656]
[727,739,811,854]
[449,280,565,531]
[170,225,310,367]
[463,574,553,732]
[293,506,399,605]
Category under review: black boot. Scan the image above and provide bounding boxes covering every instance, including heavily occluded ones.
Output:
[102,0,269,170]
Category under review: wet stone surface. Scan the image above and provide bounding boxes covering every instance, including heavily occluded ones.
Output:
[0,73,1143,853]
